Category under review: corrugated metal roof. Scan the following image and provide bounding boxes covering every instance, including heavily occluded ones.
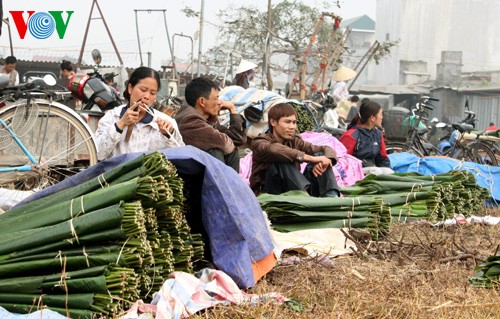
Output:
[341,15,375,31]
[434,85,500,95]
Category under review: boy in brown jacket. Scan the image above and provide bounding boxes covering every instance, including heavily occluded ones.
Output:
[250,103,340,197]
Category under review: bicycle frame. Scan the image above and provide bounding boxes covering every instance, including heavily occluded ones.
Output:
[0,118,38,172]
[401,97,439,156]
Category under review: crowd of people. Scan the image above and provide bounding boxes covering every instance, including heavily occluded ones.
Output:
[90,65,395,199]
[1,56,396,198]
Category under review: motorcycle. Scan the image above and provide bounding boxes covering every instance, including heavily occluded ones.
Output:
[65,49,122,131]
[67,49,122,112]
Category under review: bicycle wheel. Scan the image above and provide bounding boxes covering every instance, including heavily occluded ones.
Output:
[385,142,408,154]
[469,141,498,166]
[453,142,498,166]
[385,141,424,157]
[0,99,98,191]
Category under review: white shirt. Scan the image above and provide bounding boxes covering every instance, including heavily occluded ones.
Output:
[0,66,19,86]
[95,104,184,160]
[332,81,349,103]
[323,108,340,128]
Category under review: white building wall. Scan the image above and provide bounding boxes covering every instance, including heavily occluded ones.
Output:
[344,30,376,86]
[373,0,500,85]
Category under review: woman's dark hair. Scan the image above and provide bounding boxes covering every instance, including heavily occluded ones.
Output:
[184,76,219,107]
[348,99,382,128]
[350,95,360,103]
[60,60,74,72]
[123,67,161,101]
[268,103,296,133]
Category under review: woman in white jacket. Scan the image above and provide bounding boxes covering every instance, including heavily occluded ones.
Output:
[94,67,184,160]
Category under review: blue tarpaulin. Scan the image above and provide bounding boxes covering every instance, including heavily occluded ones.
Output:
[0,306,67,319]
[16,146,275,289]
[389,152,500,202]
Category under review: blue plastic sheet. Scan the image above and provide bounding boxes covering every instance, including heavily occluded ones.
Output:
[15,146,274,289]
[0,306,67,319]
[389,152,500,201]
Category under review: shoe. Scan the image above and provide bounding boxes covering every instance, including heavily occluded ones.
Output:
[323,190,340,198]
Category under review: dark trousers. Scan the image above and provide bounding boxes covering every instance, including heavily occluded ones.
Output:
[263,161,339,197]
[207,148,240,173]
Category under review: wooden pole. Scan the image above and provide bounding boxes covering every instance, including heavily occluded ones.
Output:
[77,0,96,68]
[94,0,123,65]
[77,0,123,68]
[287,15,325,98]
[310,14,343,94]
[348,41,379,90]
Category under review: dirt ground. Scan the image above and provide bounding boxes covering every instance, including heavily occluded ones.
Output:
[193,207,500,319]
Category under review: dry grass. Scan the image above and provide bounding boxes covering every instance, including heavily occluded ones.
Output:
[193,208,500,319]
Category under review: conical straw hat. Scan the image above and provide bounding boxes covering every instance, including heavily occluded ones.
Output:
[236,60,257,74]
[332,65,357,82]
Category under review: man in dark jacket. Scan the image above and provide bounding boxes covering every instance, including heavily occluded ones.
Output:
[175,77,246,172]
[250,103,340,197]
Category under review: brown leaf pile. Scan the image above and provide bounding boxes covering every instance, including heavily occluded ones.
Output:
[193,207,500,319]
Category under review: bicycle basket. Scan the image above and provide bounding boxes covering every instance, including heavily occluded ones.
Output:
[383,107,410,141]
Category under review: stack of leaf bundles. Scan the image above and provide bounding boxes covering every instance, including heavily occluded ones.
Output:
[0,152,204,318]
[341,171,490,222]
[258,190,391,240]
[258,171,489,240]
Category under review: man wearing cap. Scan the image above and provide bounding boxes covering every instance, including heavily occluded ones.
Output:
[103,72,117,87]
[103,72,120,95]
[233,60,257,89]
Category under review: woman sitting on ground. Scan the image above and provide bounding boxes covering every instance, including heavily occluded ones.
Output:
[339,99,394,175]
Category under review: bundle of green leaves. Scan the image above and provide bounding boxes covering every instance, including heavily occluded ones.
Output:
[258,171,490,239]
[0,152,204,318]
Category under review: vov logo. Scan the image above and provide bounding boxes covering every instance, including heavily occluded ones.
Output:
[9,11,74,39]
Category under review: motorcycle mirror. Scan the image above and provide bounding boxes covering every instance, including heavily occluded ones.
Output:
[436,122,447,128]
[91,49,102,65]
[43,74,57,86]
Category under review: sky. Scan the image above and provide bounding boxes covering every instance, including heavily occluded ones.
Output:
[0,0,376,69]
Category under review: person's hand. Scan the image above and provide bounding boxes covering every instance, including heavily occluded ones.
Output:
[312,155,332,177]
[156,117,174,136]
[116,104,142,130]
[220,100,236,114]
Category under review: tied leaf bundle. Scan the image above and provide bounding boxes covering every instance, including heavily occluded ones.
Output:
[0,152,204,318]
[342,171,490,222]
[258,190,391,238]
[469,255,500,288]
[258,171,490,240]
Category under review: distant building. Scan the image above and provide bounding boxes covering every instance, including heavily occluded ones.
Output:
[373,0,500,86]
[341,15,376,86]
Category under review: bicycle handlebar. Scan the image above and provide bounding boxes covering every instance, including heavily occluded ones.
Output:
[0,84,70,101]
[417,96,439,111]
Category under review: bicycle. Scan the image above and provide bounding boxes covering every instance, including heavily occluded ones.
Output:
[441,109,498,166]
[0,75,98,193]
[385,96,440,157]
